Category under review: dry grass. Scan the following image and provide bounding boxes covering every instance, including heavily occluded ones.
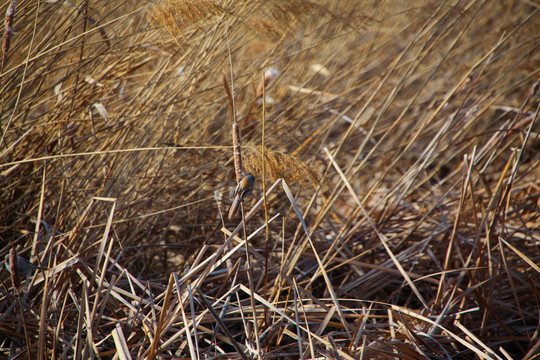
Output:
[244,146,322,189]
[1,0,539,358]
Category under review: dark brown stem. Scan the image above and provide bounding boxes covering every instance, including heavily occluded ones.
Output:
[223,75,244,182]
[1,1,17,88]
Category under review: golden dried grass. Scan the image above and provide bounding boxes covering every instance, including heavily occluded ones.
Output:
[0,0,539,359]
[244,145,321,189]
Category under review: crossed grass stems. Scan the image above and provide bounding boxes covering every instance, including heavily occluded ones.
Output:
[0,0,539,359]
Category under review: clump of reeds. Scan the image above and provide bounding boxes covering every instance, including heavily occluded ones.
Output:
[244,145,322,188]
[149,0,326,43]
[149,0,223,41]
[0,0,539,359]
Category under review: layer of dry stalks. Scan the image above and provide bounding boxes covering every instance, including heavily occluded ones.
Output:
[1,0,539,359]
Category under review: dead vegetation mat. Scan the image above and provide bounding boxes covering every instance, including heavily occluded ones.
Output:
[0,0,539,359]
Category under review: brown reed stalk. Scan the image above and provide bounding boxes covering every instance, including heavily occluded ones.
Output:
[1,1,16,88]
[223,75,245,183]
[9,247,20,288]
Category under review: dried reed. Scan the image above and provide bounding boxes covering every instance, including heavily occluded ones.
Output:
[0,0,538,359]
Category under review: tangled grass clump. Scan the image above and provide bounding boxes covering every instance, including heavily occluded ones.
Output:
[0,0,539,359]
[244,146,322,189]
